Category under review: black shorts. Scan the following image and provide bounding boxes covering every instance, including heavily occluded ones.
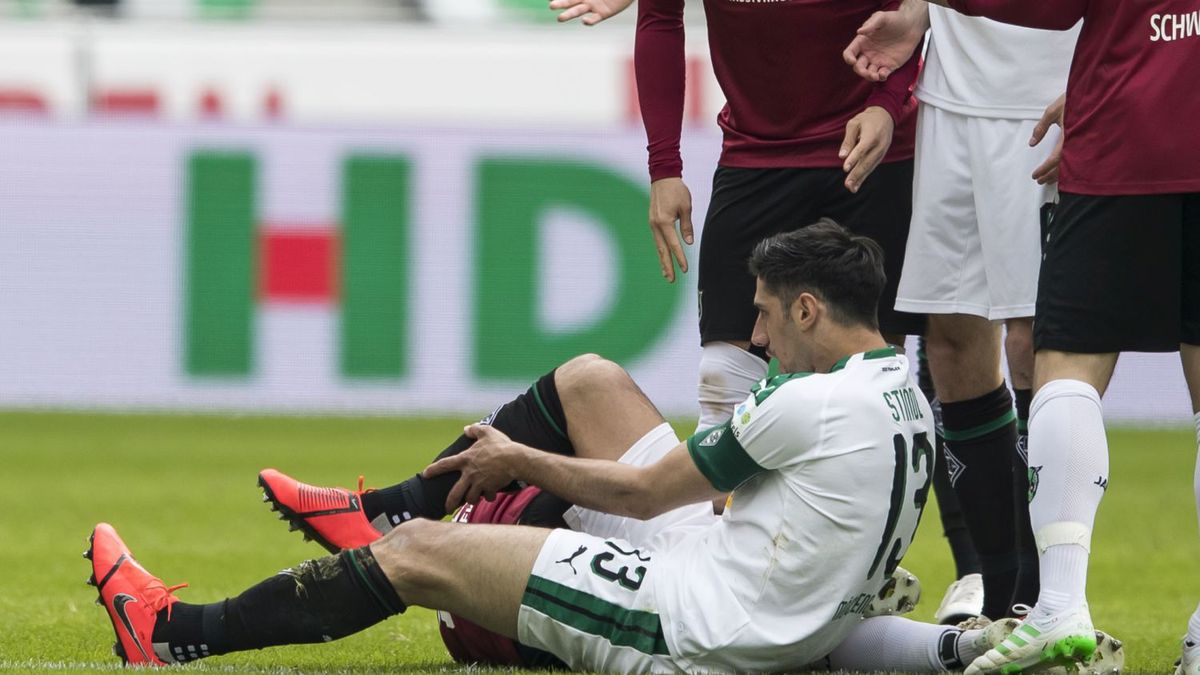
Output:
[697,160,924,343]
[1034,191,1200,353]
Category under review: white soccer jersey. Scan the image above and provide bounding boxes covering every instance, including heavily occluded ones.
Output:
[652,347,934,671]
[917,7,1079,119]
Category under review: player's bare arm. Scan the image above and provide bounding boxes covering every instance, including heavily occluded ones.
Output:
[425,424,724,519]
[840,106,895,194]
[549,0,633,25]
[1030,93,1065,185]
[843,0,929,83]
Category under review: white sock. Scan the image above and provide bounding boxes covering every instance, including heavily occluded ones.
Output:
[695,342,768,432]
[1027,379,1108,618]
[1186,414,1200,651]
[829,616,979,672]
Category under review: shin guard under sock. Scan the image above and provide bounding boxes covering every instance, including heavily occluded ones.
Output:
[941,384,1019,619]
[362,369,572,525]
[151,547,403,662]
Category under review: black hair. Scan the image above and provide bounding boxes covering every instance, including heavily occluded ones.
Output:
[747,218,885,329]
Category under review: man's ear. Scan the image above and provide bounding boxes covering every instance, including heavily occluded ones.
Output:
[793,292,820,329]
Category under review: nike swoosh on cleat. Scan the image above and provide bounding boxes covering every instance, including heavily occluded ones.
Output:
[113,593,151,662]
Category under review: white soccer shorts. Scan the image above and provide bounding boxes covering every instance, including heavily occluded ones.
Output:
[894,104,1060,320]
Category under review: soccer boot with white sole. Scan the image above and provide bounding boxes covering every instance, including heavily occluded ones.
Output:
[966,603,1097,675]
[258,469,383,553]
[936,572,985,625]
[969,618,1122,675]
[85,523,187,666]
[865,566,921,617]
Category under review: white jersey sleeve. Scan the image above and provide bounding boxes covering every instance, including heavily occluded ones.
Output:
[685,372,819,491]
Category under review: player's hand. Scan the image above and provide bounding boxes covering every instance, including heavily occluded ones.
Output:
[549,0,633,24]
[1030,93,1065,185]
[842,4,927,82]
[840,106,894,194]
[423,424,527,511]
[649,177,694,283]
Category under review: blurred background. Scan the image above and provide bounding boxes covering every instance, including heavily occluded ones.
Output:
[0,0,1190,422]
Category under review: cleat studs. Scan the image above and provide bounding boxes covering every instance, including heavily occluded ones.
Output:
[86,574,97,586]
[95,598,103,605]
[83,548,92,560]
[288,523,300,532]
[262,493,270,502]
[278,513,287,521]
[302,534,312,542]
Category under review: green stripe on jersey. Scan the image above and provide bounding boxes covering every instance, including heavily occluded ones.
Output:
[830,346,898,373]
[522,575,669,655]
[942,409,1017,441]
[686,422,763,492]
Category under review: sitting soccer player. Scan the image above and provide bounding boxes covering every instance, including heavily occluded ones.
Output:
[83,222,1117,673]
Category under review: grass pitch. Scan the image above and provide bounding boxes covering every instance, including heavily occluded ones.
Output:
[0,412,1195,673]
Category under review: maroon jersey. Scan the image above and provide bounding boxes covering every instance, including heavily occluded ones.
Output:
[636,0,919,181]
[949,0,1200,195]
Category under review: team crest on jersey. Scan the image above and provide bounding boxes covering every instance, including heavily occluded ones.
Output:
[1028,465,1042,503]
[700,428,725,447]
[943,447,965,487]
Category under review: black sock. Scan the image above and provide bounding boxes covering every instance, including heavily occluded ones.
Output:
[916,341,980,579]
[941,384,1018,619]
[151,547,403,662]
[1010,387,1039,607]
[361,369,573,526]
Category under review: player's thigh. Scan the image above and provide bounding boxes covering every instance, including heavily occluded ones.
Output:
[555,354,668,461]
[697,166,823,344]
[519,529,678,673]
[1034,192,1184,354]
[372,520,550,639]
[971,116,1054,320]
[894,106,986,319]
[823,158,925,338]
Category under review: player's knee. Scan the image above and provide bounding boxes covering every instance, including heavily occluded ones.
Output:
[556,353,627,396]
[372,520,454,600]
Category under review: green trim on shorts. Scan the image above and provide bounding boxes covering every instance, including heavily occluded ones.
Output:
[522,575,670,656]
[942,409,1017,441]
[531,384,568,439]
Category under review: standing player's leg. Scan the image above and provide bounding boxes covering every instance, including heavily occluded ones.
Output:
[1173,194,1200,675]
[261,354,669,551]
[918,339,984,624]
[1005,317,1039,607]
[971,192,1184,673]
[924,314,1018,621]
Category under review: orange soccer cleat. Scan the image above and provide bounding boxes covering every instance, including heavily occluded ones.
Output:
[257,469,384,553]
[85,523,187,666]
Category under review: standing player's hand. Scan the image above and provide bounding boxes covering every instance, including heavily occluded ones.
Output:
[840,106,895,194]
[423,424,528,511]
[549,0,634,24]
[1031,93,1066,185]
[842,4,928,82]
[649,177,694,283]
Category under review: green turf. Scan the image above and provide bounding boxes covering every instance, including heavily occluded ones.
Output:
[0,412,1193,673]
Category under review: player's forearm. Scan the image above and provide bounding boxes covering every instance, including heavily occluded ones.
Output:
[635,0,686,181]
[936,0,1085,29]
[512,448,664,520]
